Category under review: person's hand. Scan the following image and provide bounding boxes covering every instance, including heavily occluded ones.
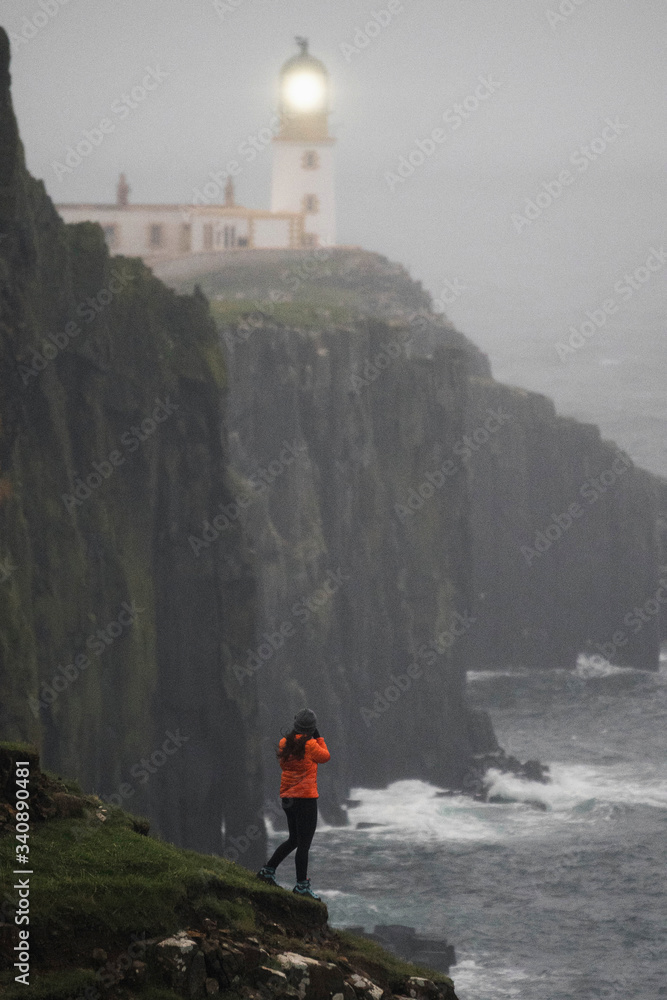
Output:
[312,728,320,739]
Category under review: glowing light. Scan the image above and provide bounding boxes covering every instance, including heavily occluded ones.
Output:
[283,70,326,111]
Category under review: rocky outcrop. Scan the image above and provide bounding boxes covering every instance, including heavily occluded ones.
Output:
[0,742,460,1000]
[0,30,261,862]
[133,928,459,1000]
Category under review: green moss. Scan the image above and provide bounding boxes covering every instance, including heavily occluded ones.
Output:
[0,967,97,1000]
[0,740,37,756]
[0,788,304,965]
[210,298,356,330]
[41,769,83,795]
[140,990,187,1000]
[190,894,256,931]
[199,338,228,390]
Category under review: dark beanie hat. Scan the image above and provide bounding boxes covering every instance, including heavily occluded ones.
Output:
[294,708,317,733]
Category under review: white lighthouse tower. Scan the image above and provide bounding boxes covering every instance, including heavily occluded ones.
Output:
[271,37,336,247]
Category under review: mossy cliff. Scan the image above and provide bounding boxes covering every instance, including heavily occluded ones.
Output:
[0,30,261,861]
[0,742,460,1000]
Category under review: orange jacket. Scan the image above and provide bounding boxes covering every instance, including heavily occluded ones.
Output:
[278,735,330,798]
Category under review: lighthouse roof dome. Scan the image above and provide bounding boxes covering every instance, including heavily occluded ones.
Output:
[280,38,328,77]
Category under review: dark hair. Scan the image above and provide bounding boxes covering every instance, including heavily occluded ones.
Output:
[276,728,311,764]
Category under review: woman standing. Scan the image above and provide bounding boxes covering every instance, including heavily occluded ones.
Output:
[256,709,330,900]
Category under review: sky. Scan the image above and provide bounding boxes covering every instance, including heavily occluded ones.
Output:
[5,0,667,474]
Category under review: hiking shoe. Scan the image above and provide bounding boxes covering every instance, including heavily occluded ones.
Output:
[293,879,321,901]
[256,866,278,887]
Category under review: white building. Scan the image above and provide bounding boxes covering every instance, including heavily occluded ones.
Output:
[56,38,337,260]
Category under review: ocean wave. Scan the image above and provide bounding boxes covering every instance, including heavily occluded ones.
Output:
[451,956,534,1000]
[467,669,531,681]
[314,766,667,847]
[574,653,643,679]
[485,762,667,814]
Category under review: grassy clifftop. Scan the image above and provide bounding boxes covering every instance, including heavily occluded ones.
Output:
[0,743,459,1000]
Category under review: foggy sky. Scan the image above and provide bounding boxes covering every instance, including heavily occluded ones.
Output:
[5,0,667,474]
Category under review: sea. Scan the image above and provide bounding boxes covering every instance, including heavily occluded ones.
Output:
[266,652,667,999]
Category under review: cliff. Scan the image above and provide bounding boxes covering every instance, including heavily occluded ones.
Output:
[153,246,491,376]
[219,316,477,818]
[156,249,664,680]
[150,250,665,820]
[463,378,663,670]
[0,29,262,863]
[0,742,460,1000]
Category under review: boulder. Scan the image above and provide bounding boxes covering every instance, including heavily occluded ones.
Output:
[52,791,85,818]
[255,965,297,995]
[404,977,440,1000]
[239,942,270,969]
[308,961,346,997]
[151,931,199,993]
[188,951,207,997]
[348,973,384,1000]
[128,960,147,986]
[219,943,246,980]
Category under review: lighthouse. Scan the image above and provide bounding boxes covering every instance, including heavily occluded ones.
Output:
[271,37,336,247]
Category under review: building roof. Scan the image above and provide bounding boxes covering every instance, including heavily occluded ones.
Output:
[55,204,304,219]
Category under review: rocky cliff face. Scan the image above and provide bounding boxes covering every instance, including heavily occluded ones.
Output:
[216,317,663,824]
[217,319,478,820]
[151,236,667,822]
[657,477,667,645]
[0,30,262,862]
[463,378,663,671]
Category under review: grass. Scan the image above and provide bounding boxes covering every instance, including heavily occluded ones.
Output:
[0,744,324,970]
[0,968,97,1000]
[210,294,359,330]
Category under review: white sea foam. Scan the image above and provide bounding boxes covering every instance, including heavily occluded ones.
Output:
[451,956,534,1000]
[337,780,503,843]
[574,653,640,678]
[319,761,667,849]
[467,669,530,681]
[479,760,667,814]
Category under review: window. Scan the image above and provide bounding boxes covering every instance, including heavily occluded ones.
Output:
[203,223,213,251]
[179,224,191,252]
[302,194,319,214]
[102,224,117,249]
[302,150,319,170]
[148,224,163,248]
[223,225,236,248]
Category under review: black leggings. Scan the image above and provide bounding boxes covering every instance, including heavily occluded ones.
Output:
[266,797,318,882]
